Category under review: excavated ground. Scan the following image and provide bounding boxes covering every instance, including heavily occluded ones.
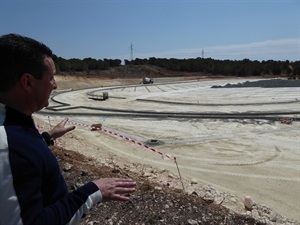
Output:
[36,69,300,225]
[51,145,258,225]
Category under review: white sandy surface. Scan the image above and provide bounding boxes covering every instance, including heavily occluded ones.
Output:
[36,77,300,222]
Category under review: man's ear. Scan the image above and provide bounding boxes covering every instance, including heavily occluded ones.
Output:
[19,73,35,91]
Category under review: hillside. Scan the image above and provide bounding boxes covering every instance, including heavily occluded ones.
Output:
[59,64,228,80]
[52,146,259,225]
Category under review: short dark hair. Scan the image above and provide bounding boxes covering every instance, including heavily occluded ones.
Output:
[0,33,53,92]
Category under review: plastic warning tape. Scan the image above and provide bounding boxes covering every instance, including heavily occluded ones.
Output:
[67,120,177,163]
[40,117,182,186]
[68,121,182,186]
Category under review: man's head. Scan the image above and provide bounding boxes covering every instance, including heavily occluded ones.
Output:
[0,34,57,114]
[0,33,54,92]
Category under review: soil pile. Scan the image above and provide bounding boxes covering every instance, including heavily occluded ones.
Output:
[52,146,259,225]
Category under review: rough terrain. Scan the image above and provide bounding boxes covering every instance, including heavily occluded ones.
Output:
[36,66,299,225]
[51,145,260,225]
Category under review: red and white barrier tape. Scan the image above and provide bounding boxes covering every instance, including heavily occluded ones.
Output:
[67,120,177,163]
[69,120,184,186]
[37,117,183,186]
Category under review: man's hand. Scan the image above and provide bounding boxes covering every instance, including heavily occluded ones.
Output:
[48,118,75,140]
[93,178,136,201]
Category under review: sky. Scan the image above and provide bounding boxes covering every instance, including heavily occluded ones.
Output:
[0,0,299,62]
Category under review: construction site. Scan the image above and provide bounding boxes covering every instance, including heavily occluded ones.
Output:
[36,76,300,223]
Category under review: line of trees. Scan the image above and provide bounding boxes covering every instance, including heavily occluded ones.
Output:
[125,57,300,77]
[53,56,122,73]
[53,54,300,77]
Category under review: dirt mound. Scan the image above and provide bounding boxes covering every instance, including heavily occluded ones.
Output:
[212,79,300,88]
[59,65,209,80]
[52,146,258,225]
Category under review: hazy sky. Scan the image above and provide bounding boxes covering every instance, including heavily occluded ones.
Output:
[0,0,299,62]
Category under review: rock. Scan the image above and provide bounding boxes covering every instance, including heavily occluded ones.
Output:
[191,178,198,184]
[229,197,237,203]
[154,186,162,190]
[269,211,278,222]
[244,195,254,210]
[143,172,152,177]
[205,191,213,198]
[187,219,198,225]
[251,209,260,220]
[168,173,174,178]
[214,196,224,205]
[63,163,72,171]
[191,191,198,196]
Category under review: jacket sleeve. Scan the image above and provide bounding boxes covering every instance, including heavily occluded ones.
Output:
[29,183,102,225]
[5,143,102,225]
[66,187,102,225]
